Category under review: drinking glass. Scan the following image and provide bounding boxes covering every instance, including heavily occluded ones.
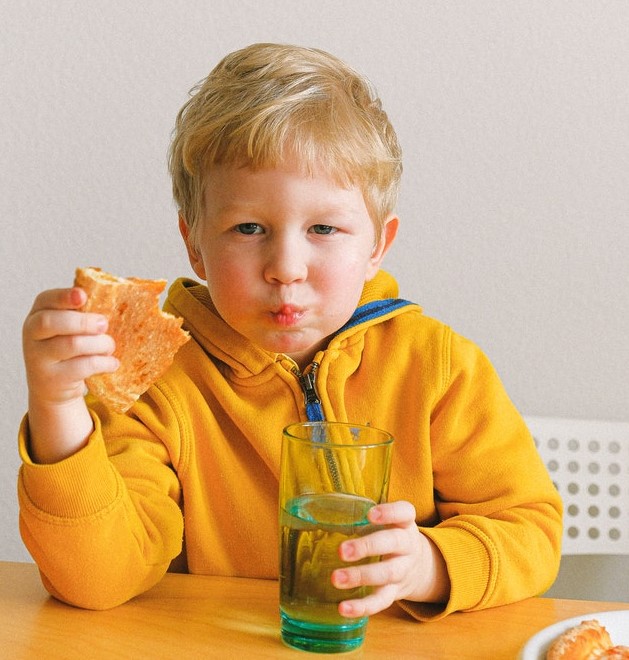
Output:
[279,421,394,653]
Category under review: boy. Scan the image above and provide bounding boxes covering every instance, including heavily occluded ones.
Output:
[19,43,562,620]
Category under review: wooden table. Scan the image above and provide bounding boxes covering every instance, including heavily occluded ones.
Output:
[1,561,627,658]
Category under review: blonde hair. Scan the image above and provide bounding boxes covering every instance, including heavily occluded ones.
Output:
[169,43,402,245]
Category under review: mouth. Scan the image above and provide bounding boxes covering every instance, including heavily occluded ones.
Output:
[271,304,305,327]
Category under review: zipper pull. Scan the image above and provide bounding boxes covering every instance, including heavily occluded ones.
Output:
[295,362,324,421]
[299,363,320,405]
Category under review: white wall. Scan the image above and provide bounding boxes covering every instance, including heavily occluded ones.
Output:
[2,0,628,591]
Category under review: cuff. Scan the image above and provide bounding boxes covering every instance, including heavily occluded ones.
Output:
[18,413,121,519]
[396,523,492,622]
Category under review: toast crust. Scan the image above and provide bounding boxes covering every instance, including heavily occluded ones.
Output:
[74,267,189,412]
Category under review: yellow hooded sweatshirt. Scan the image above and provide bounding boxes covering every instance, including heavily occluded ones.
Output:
[18,271,562,619]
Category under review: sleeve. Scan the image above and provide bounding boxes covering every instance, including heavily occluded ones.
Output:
[402,329,563,621]
[17,393,184,610]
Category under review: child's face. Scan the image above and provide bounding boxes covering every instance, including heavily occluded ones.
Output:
[181,160,397,368]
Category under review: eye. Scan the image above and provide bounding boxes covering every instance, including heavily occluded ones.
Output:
[234,223,263,235]
[310,224,337,235]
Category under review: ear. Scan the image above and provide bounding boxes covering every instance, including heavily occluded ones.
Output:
[179,214,207,280]
[366,214,399,279]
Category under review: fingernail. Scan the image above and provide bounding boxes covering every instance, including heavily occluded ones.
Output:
[335,570,348,585]
[71,288,86,306]
[341,543,355,560]
[96,317,108,332]
[339,602,354,617]
[370,507,382,522]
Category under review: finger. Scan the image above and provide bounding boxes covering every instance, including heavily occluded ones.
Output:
[50,354,120,382]
[28,352,120,391]
[25,350,120,404]
[368,500,416,526]
[338,583,399,618]
[29,287,87,313]
[37,333,116,363]
[339,527,411,562]
[333,555,407,590]
[25,309,108,342]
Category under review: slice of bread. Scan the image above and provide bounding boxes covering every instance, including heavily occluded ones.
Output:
[74,267,189,413]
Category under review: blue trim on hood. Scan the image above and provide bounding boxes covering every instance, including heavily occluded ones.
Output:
[334,298,414,336]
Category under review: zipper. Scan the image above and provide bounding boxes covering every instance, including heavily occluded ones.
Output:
[292,362,342,490]
[293,362,324,422]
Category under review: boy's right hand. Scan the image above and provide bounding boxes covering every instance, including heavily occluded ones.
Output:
[22,287,119,463]
[23,287,119,404]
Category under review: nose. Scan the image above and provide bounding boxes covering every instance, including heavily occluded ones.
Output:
[263,234,308,284]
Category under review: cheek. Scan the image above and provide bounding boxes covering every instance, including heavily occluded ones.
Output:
[206,247,246,279]
[205,256,255,304]
[319,249,374,286]
[315,260,369,309]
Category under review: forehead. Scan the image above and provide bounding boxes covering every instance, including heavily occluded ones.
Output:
[203,160,365,208]
[199,155,381,237]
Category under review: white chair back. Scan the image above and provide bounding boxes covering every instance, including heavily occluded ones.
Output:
[525,416,629,555]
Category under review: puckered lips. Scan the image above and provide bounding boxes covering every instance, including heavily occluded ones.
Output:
[271,304,305,327]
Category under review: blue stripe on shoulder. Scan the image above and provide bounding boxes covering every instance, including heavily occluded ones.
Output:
[334,299,415,336]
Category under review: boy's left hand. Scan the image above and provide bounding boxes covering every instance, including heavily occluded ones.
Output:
[331,500,450,617]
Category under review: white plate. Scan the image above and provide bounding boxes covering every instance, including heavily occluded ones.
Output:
[519,610,629,659]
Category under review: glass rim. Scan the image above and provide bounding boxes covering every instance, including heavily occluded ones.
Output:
[283,421,394,448]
